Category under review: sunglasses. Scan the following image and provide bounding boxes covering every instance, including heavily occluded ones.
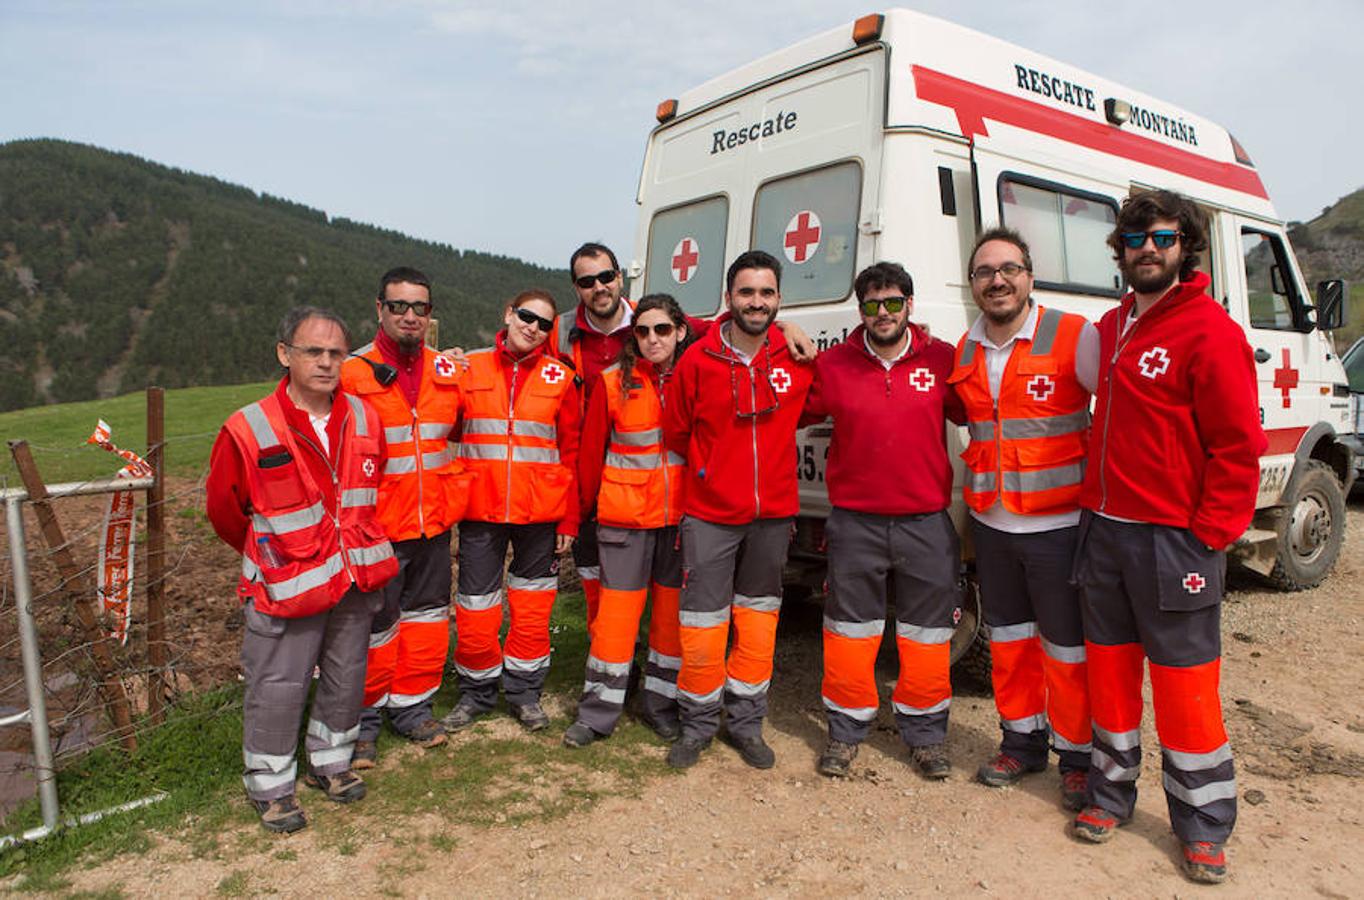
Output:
[1119,229,1182,250]
[858,296,908,316]
[514,306,555,333]
[573,269,618,290]
[633,322,676,339]
[283,344,348,362]
[969,262,1030,283]
[380,299,433,317]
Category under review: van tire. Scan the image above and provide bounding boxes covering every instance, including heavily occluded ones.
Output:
[1266,459,1346,591]
[950,573,992,690]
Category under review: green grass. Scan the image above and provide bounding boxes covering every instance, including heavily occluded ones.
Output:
[0,380,274,486]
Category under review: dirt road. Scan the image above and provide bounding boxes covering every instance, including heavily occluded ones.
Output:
[55,505,1364,897]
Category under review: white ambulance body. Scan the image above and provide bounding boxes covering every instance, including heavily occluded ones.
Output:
[627,9,1353,656]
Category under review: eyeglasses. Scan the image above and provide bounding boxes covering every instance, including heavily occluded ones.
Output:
[633,322,676,339]
[380,299,433,317]
[514,306,555,333]
[969,262,1030,283]
[1119,229,1182,249]
[283,344,347,362]
[728,345,780,419]
[858,296,909,316]
[573,269,618,290]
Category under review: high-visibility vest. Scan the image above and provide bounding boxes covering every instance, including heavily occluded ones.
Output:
[947,306,1091,516]
[596,362,686,529]
[224,391,398,618]
[341,344,470,540]
[457,347,575,524]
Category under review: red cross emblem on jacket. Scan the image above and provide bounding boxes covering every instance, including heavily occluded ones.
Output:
[1026,374,1055,401]
[1138,346,1171,380]
[908,367,935,392]
[542,362,566,385]
[769,366,792,393]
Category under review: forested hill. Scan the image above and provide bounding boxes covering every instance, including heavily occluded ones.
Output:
[0,139,568,411]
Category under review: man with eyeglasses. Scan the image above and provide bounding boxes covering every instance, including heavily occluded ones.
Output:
[662,250,815,770]
[207,306,398,833]
[341,267,468,767]
[947,228,1098,812]
[800,261,966,780]
[1070,190,1264,885]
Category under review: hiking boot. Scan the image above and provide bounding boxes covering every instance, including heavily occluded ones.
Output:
[817,739,859,778]
[304,769,367,804]
[351,740,377,770]
[562,721,601,748]
[441,701,486,732]
[721,731,776,769]
[1181,841,1228,884]
[510,702,550,732]
[1072,805,1126,843]
[640,713,681,743]
[253,794,307,834]
[1060,768,1089,812]
[909,743,951,780]
[976,751,1047,787]
[404,718,447,749]
[666,736,711,769]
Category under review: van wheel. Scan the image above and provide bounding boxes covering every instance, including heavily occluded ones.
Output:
[1266,460,1346,591]
[950,573,992,690]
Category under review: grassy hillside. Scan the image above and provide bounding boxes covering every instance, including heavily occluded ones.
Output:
[0,139,568,412]
[1288,186,1364,350]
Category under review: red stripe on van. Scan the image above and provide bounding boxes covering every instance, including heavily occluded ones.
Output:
[1263,426,1307,456]
[911,66,1269,200]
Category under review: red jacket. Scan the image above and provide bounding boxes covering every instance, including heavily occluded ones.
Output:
[802,325,964,515]
[1080,272,1266,549]
[664,323,813,524]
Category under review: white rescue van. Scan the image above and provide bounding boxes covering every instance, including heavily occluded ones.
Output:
[627,9,1355,669]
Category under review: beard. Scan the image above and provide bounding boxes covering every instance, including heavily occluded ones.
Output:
[1122,253,1182,296]
[867,318,910,347]
[732,306,774,336]
[396,333,423,356]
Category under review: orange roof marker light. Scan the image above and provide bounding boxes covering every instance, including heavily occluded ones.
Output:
[656,99,678,124]
[852,13,884,45]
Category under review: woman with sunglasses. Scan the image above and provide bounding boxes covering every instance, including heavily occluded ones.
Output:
[444,289,580,733]
[562,294,692,747]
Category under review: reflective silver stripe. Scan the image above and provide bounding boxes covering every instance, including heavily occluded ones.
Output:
[1002,713,1048,733]
[1164,743,1233,772]
[823,617,883,639]
[512,446,559,463]
[734,593,781,612]
[307,718,359,747]
[1094,724,1141,752]
[666,451,686,467]
[244,749,295,772]
[1002,463,1086,494]
[1093,747,1141,782]
[385,425,415,444]
[582,681,627,704]
[605,451,660,470]
[242,750,295,793]
[420,421,454,440]
[896,623,954,644]
[959,340,978,367]
[1029,307,1064,356]
[343,395,367,437]
[586,655,632,677]
[968,470,997,493]
[259,552,345,602]
[647,650,681,671]
[1041,637,1086,664]
[508,574,557,593]
[400,606,449,624]
[576,566,600,581]
[348,543,394,568]
[354,342,375,356]
[367,692,390,708]
[513,420,557,439]
[309,744,352,769]
[463,418,509,436]
[725,676,770,697]
[456,662,502,681]
[459,443,508,461]
[988,622,1038,643]
[1163,772,1237,808]
[893,698,951,716]
[252,500,325,535]
[680,608,730,628]
[610,427,662,447]
[340,488,376,507]
[967,420,995,442]
[504,653,551,673]
[822,696,878,722]
[1000,410,1091,440]
[1051,733,1092,753]
[421,448,453,469]
[240,402,279,448]
[389,686,439,708]
[385,455,418,474]
[643,675,678,699]
[369,621,399,649]
[678,685,724,705]
[456,589,504,611]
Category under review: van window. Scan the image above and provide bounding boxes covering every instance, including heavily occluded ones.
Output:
[999,177,1120,294]
[645,195,729,316]
[752,161,862,306]
[1241,229,1299,331]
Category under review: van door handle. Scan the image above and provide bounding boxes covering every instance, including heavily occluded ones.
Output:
[1254,348,1271,363]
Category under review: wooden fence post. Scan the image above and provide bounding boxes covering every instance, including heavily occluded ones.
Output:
[146,387,167,725]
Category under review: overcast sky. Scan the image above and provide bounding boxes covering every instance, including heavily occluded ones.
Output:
[2,0,1359,268]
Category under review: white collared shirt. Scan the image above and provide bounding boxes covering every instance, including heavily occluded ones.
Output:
[720,323,754,366]
[863,329,913,369]
[309,412,331,455]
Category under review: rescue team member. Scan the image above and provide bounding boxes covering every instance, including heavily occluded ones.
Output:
[341,267,467,767]
[207,307,398,833]
[949,228,1098,811]
[1070,190,1265,885]
[564,294,692,747]
[662,251,814,770]
[443,290,581,733]
[803,262,965,780]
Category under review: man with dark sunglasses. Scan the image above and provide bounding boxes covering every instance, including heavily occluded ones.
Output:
[340,266,468,767]
[801,261,965,780]
[662,250,815,770]
[1070,190,1265,885]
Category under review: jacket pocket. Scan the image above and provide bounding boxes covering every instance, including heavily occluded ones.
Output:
[243,600,289,638]
[440,464,476,522]
[531,464,572,522]
[1153,525,1224,612]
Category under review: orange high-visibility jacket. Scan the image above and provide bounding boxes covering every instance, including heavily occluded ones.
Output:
[948,306,1091,516]
[592,361,686,529]
[342,344,469,541]
[223,391,398,618]
[457,344,578,527]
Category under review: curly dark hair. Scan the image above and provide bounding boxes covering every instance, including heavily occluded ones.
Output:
[1108,189,1209,282]
[618,293,691,402]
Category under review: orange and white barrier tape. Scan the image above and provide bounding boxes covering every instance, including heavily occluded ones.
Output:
[86,420,153,646]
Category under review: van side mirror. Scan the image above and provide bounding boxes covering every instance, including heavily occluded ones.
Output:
[1316,279,1347,331]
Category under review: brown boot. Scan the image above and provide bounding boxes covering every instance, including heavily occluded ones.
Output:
[253,794,307,833]
[304,769,367,804]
